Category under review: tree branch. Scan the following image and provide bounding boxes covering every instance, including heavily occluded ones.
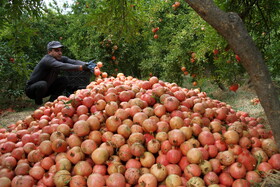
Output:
[185,0,280,150]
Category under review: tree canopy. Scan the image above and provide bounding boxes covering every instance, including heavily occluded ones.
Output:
[0,0,279,98]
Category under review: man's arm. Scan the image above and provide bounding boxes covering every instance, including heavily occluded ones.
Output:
[62,56,85,66]
[46,56,84,71]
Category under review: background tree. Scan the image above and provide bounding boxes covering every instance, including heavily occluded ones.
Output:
[185,0,280,149]
[0,0,45,101]
[0,0,44,28]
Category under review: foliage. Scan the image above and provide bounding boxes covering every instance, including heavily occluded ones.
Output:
[139,0,280,87]
[215,0,280,80]
[0,0,279,104]
[85,0,151,43]
[67,0,159,78]
[139,1,246,86]
[0,0,47,102]
[0,42,30,100]
[0,0,44,29]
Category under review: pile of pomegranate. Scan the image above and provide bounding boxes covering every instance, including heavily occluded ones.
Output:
[0,73,279,187]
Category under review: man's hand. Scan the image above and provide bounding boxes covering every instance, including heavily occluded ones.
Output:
[82,63,90,71]
[87,60,97,73]
[81,59,97,72]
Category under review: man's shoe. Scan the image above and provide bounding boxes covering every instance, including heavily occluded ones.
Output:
[49,95,58,102]
[35,98,43,105]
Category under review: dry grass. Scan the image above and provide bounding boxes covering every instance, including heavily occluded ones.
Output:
[261,170,280,187]
[0,96,40,128]
[0,110,35,128]
[211,84,266,119]
[0,95,49,128]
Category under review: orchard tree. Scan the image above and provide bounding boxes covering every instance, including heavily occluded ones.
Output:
[138,0,279,88]
[0,0,46,100]
[185,0,280,149]
[0,0,44,28]
[78,0,155,77]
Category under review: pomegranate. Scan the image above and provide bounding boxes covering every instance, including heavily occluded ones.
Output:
[138,173,158,186]
[169,116,184,129]
[150,163,168,182]
[217,150,235,166]
[51,139,68,152]
[166,164,182,176]
[106,173,126,187]
[219,172,234,186]
[156,153,169,166]
[168,129,185,146]
[81,139,97,155]
[92,164,107,176]
[117,124,132,139]
[166,148,182,164]
[56,158,72,171]
[29,165,45,180]
[163,96,180,112]
[42,172,55,186]
[124,167,141,185]
[140,151,155,168]
[229,162,247,179]
[237,149,257,171]
[125,158,142,169]
[0,177,11,187]
[187,148,203,164]
[161,140,172,154]
[1,75,279,187]
[268,153,280,170]
[27,149,44,163]
[66,146,85,164]
[232,179,250,187]
[14,163,30,175]
[165,174,182,186]
[70,175,87,187]
[246,170,262,184]
[198,131,215,146]
[179,156,190,171]
[73,161,93,177]
[199,160,212,175]
[41,157,55,170]
[204,171,219,186]
[11,175,35,187]
[223,130,240,144]
[91,147,109,164]
[66,134,82,148]
[54,170,71,187]
[130,142,145,157]
[186,176,205,186]
[262,138,279,157]
[39,140,53,155]
[184,163,201,180]
[73,120,90,136]
[106,116,122,132]
[257,161,273,174]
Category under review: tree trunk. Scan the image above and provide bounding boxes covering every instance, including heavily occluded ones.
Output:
[185,0,280,150]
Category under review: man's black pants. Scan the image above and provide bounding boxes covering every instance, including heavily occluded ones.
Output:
[25,77,68,105]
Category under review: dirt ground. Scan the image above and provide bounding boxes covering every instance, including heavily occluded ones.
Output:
[0,96,48,128]
[0,109,35,128]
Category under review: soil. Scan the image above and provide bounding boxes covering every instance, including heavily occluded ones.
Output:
[0,109,35,128]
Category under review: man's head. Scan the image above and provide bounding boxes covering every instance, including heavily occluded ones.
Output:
[47,41,64,51]
[47,41,64,60]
